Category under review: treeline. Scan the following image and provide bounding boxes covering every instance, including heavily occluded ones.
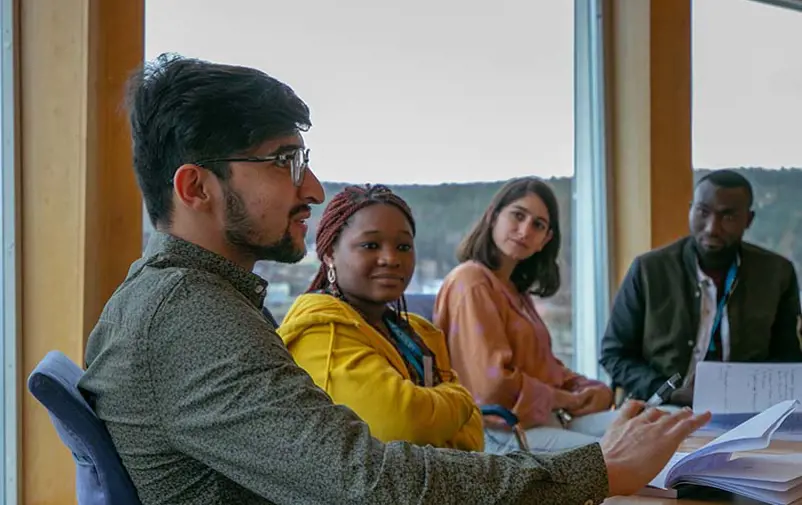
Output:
[309,178,572,281]
[309,167,802,285]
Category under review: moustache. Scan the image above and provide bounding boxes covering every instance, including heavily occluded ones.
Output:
[290,204,312,218]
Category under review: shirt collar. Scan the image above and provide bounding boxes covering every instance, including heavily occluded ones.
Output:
[695,253,741,283]
[144,231,268,308]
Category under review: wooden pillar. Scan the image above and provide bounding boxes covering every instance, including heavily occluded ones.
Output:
[18,1,144,503]
[608,0,693,285]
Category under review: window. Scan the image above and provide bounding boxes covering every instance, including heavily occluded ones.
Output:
[693,0,802,288]
[146,0,610,376]
[0,0,17,501]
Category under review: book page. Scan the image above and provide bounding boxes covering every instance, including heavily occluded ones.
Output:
[665,400,798,487]
[648,452,688,489]
[693,362,802,414]
[690,453,802,484]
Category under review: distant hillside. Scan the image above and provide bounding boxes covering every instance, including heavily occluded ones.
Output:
[311,178,573,283]
[142,167,802,287]
[311,168,802,283]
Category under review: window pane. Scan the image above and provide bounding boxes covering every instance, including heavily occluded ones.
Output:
[146,0,578,365]
[693,0,802,281]
[0,0,15,500]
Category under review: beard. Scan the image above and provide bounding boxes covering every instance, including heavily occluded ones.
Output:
[223,186,306,264]
[693,238,740,268]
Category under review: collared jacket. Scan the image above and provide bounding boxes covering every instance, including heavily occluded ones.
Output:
[600,237,802,401]
[278,293,484,451]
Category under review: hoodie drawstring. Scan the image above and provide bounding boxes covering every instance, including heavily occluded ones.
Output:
[323,322,336,391]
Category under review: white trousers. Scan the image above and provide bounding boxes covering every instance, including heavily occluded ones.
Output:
[483,410,620,453]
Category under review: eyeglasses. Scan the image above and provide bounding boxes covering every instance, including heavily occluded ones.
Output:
[187,148,311,187]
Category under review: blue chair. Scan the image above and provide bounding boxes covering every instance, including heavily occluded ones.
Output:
[27,351,142,505]
[480,405,530,451]
[404,293,529,450]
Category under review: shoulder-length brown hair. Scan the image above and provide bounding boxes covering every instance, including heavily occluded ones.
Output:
[456,177,561,297]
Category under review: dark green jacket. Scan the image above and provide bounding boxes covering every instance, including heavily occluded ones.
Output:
[599,237,802,401]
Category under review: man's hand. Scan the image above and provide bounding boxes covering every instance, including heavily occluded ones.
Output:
[569,385,614,416]
[600,400,711,496]
[669,375,695,407]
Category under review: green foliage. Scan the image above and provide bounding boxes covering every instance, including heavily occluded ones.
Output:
[309,177,574,282]
[264,168,801,332]
[309,168,802,284]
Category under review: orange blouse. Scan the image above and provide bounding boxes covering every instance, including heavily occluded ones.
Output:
[434,261,604,428]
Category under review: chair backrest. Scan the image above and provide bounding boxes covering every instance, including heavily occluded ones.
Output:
[404,293,436,322]
[27,351,142,505]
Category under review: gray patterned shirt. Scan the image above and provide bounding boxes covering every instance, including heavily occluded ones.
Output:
[79,232,610,505]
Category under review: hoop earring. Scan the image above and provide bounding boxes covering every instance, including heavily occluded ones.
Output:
[326,265,337,285]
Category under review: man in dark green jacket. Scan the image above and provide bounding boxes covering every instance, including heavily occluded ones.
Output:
[600,170,802,407]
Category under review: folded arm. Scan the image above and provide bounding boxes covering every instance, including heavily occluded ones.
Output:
[443,284,569,427]
[447,404,485,451]
[289,322,478,448]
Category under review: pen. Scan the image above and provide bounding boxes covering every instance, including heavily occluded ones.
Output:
[555,408,573,427]
[645,372,682,407]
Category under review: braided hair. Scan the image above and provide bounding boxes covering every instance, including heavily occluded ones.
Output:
[307,183,416,317]
[310,184,450,386]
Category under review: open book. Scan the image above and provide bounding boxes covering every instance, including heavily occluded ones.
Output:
[640,399,802,505]
[693,362,802,441]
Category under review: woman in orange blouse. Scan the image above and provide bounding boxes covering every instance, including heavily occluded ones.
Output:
[434,177,617,453]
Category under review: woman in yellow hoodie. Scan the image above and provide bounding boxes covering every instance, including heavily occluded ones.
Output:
[278,184,483,451]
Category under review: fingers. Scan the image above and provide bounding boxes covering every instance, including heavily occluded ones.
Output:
[641,406,671,423]
[566,391,590,411]
[570,404,594,417]
[655,407,693,427]
[666,410,712,439]
[613,399,646,423]
[575,389,593,403]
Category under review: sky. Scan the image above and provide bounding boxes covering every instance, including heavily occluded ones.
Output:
[145,0,802,184]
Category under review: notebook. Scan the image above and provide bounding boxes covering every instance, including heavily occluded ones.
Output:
[639,399,802,505]
[692,362,802,441]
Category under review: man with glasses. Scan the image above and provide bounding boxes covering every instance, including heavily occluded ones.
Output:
[601,169,802,408]
[79,53,710,505]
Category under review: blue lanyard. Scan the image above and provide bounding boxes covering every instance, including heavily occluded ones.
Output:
[385,318,426,380]
[708,261,738,353]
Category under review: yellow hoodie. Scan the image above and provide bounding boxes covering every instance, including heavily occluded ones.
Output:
[278,293,484,451]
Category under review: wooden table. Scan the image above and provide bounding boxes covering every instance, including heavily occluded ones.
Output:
[604,437,802,504]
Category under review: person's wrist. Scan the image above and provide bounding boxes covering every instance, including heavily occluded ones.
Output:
[553,388,570,409]
[604,458,624,497]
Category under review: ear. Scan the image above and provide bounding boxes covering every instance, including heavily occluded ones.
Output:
[322,253,334,268]
[746,210,755,229]
[173,163,217,214]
